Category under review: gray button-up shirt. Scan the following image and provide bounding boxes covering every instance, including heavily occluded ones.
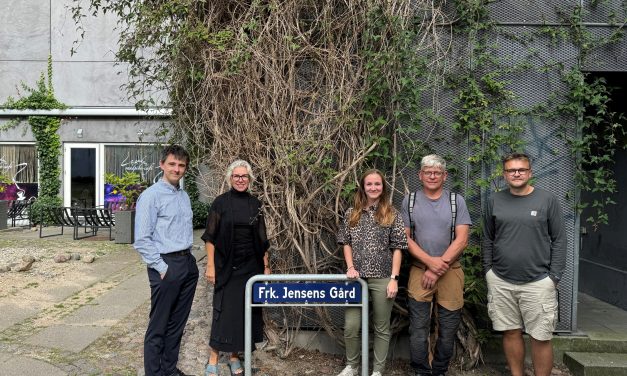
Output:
[133,179,193,274]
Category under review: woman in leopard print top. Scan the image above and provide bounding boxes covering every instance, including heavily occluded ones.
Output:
[336,169,408,376]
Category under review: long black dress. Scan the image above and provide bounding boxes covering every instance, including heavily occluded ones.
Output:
[201,189,269,352]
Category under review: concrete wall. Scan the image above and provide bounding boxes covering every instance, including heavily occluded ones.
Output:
[0,0,167,159]
[1,118,166,144]
[0,0,130,107]
[0,0,168,140]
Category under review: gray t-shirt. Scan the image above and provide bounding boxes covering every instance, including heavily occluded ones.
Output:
[401,190,472,257]
[482,187,567,284]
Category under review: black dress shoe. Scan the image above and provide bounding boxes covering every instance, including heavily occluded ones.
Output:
[169,368,195,376]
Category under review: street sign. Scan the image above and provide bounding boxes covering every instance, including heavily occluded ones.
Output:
[245,274,370,376]
[252,281,362,304]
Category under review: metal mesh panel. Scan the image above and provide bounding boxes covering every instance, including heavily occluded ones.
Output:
[395,26,471,198]
[480,116,578,332]
[397,23,583,332]
[582,27,627,71]
[582,0,627,23]
[265,4,627,337]
[482,26,578,332]
[486,26,578,109]
[488,0,578,24]
[525,118,577,332]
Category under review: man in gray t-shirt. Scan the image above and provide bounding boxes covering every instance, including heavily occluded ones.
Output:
[402,190,472,259]
[483,153,566,376]
[401,154,471,376]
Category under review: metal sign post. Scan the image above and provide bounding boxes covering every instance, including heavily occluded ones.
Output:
[245,274,369,376]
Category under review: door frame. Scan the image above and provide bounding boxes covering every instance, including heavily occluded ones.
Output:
[63,143,102,207]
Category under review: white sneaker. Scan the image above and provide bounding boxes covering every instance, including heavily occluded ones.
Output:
[371,372,382,376]
[337,365,359,376]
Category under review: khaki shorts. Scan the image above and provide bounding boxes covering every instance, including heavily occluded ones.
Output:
[407,261,464,311]
[486,269,558,341]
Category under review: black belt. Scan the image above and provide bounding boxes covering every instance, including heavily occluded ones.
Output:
[164,249,191,257]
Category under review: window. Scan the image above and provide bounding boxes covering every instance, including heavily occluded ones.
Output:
[104,145,162,183]
[103,145,161,207]
[0,144,38,200]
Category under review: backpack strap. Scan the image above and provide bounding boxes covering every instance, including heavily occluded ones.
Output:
[449,191,457,243]
[408,191,416,240]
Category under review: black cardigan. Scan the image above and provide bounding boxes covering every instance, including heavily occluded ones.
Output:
[201,189,270,289]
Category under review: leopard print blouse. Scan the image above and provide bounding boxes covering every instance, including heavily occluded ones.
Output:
[337,205,408,278]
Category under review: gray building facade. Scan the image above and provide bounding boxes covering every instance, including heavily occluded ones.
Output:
[1,0,167,207]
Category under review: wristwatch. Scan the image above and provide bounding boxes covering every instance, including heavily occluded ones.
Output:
[390,274,399,281]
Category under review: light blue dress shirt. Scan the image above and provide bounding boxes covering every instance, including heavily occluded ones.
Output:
[133,179,193,274]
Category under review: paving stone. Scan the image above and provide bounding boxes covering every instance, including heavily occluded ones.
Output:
[0,300,46,331]
[0,352,67,376]
[564,352,627,376]
[25,324,110,353]
[62,273,149,325]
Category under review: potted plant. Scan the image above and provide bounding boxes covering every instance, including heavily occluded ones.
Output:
[0,171,10,229]
[104,171,147,244]
[0,170,12,194]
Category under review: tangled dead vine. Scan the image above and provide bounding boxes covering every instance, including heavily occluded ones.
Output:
[172,1,458,356]
[73,0,480,365]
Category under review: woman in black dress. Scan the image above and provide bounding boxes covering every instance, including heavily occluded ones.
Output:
[202,160,270,376]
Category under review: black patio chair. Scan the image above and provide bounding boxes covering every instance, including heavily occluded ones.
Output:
[73,207,114,240]
[7,198,34,227]
[38,206,85,239]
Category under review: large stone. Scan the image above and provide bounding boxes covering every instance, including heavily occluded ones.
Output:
[54,254,70,263]
[82,255,95,263]
[0,265,11,273]
[71,253,81,261]
[22,255,36,263]
[16,259,35,272]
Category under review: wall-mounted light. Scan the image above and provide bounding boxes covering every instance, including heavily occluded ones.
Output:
[137,129,144,138]
[76,128,83,138]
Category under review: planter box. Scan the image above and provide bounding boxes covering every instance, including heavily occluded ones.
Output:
[0,201,7,230]
[114,210,135,244]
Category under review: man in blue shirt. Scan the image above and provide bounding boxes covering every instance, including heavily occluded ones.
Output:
[134,145,198,376]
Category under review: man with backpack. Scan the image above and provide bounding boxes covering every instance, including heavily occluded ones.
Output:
[401,154,472,376]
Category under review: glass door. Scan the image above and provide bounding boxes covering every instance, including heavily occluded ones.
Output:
[63,144,101,207]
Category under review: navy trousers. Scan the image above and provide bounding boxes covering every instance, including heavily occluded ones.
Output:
[409,300,461,376]
[144,252,199,376]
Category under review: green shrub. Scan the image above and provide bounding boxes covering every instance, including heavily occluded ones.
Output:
[182,168,210,229]
[191,199,210,229]
[29,196,62,225]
